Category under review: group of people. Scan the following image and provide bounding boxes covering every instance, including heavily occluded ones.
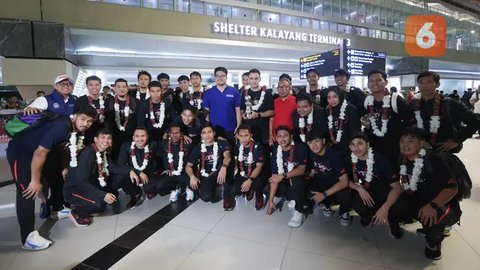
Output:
[6,67,478,262]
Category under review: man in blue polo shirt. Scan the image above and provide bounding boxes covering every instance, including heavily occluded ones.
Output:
[202,67,241,146]
[6,105,97,251]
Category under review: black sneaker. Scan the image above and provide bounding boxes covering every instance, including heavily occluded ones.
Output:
[417,227,451,238]
[424,243,442,260]
[146,192,157,200]
[246,189,254,201]
[360,216,372,227]
[389,222,404,239]
[416,228,426,237]
[223,199,236,211]
[255,198,265,211]
[69,212,93,227]
[127,195,144,210]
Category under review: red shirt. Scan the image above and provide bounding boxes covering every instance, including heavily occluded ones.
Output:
[272,95,297,137]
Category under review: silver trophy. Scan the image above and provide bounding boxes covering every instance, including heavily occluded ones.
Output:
[245,95,253,119]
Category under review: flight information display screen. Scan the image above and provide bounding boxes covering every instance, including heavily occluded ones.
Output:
[343,48,386,76]
[299,49,340,79]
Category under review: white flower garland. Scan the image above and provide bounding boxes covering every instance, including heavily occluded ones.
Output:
[150,102,166,128]
[68,132,84,167]
[415,111,441,135]
[114,100,130,131]
[168,151,184,176]
[400,149,426,192]
[251,90,265,111]
[305,81,320,94]
[238,142,254,177]
[89,95,105,123]
[136,89,150,100]
[200,142,218,177]
[95,150,109,187]
[298,111,313,142]
[351,147,374,184]
[188,87,203,110]
[130,142,149,171]
[327,100,347,143]
[365,95,391,137]
[276,141,295,174]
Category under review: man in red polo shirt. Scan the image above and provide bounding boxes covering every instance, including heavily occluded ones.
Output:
[269,75,297,145]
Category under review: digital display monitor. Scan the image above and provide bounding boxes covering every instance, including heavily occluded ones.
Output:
[299,49,340,79]
[343,48,386,76]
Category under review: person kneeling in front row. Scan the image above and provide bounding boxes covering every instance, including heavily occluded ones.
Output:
[266,126,308,228]
[185,124,235,210]
[398,127,462,260]
[231,124,267,210]
[306,128,352,227]
[64,129,141,227]
[348,131,408,238]
[158,123,194,202]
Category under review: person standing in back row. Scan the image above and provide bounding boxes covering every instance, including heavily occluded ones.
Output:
[202,67,242,146]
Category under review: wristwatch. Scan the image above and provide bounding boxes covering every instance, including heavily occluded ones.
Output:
[429,202,439,210]
[282,172,288,179]
[222,163,228,168]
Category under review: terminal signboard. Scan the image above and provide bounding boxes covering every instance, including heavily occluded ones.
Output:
[343,48,386,76]
[299,49,340,79]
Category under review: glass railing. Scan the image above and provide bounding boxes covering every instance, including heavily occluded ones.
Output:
[86,0,479,54]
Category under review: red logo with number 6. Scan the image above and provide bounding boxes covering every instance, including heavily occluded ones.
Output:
[405,15,446,57]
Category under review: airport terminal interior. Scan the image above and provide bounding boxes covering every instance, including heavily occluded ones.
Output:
[1,0,480,269]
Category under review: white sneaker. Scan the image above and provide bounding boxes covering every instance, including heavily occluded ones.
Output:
[287,200,296,208]
[323,206,334,217]
[22,231,52,251]
[50,207,71,220]
[340,212,352,227]
[288,211,305,228]
[186,188,194,201]
[169,189,180,202]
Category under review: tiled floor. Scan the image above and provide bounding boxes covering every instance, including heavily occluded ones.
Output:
[1,138,480,270]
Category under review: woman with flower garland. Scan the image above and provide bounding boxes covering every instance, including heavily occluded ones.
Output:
[105,78,140,160]
[64,129,138,227]
[266,126,308,228]
[305,128,352,227]
[232,124,266,210]
[398,126,461,260]
[137,80,176,142]
[363,70,414,166]
[116,127,158,208]
[325,87,361,156]
[175,107,203,146]
[158,123,193,202]
[348,132,408,239]
[410,71,477,153]
[185,124,234,210]
[292,93,327,143]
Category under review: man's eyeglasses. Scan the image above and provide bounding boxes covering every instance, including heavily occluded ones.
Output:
[59,82,74,87]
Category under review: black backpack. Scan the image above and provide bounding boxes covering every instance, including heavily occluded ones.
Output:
[436,153,472,201]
